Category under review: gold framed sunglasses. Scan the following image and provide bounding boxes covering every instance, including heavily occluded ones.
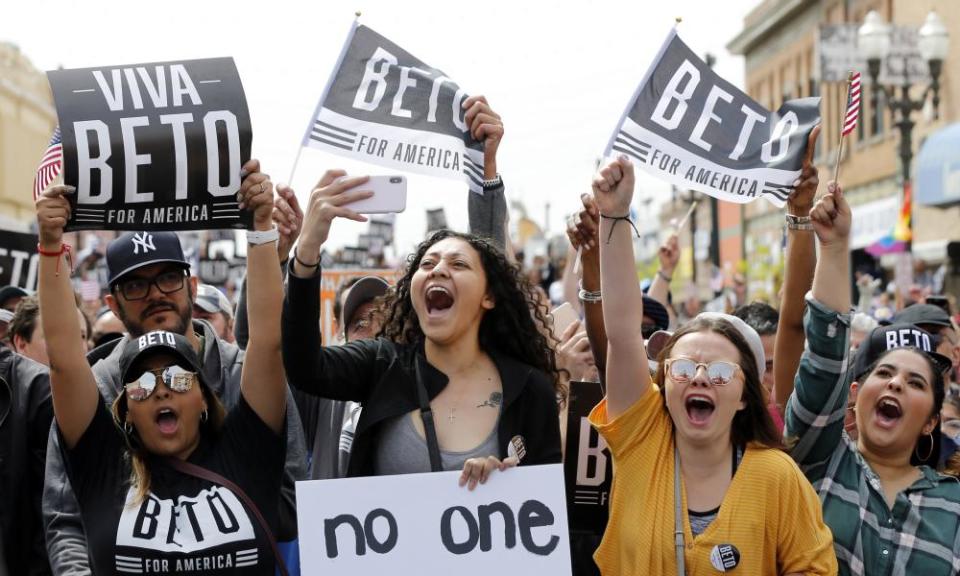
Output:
[664,358,742,387]
[125,365,197,401]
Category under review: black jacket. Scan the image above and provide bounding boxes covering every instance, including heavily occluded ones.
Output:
[0,347,52,576]
[282,264,562,477]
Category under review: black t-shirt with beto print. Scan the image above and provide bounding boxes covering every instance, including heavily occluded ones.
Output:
[60,396,285,575]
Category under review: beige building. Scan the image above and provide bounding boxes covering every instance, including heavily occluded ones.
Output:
[729,0,960,297]
[0,41,57,229]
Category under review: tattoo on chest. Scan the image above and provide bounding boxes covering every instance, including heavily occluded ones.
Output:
[477,391,503,409]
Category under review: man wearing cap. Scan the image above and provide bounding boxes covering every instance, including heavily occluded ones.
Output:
[194,284,235,343]
[894,303,959,386]
[0,286,29,346]
[301,275,389,480]
[43,228,308,575]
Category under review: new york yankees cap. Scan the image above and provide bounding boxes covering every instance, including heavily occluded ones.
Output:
[107,231,190,287]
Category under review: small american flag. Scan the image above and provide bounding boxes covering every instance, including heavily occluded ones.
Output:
[841,71,861,136]
[33,126,63,201]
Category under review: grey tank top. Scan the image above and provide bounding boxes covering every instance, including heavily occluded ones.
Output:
[374,412,500,475]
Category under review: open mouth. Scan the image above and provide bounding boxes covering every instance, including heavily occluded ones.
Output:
[684,395,715,426]
[156,408,179,435]
[425,286,454,315]
[875,396,903,428]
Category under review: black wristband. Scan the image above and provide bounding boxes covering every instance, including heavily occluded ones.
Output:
[293,247,320,271]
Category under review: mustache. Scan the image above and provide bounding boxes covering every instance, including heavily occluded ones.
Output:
[141,301,177,320]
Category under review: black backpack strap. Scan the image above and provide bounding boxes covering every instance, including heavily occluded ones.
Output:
[166,458,289,576]
[414,356,443,472]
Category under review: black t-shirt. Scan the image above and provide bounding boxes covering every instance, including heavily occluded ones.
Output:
[60,396,285,575]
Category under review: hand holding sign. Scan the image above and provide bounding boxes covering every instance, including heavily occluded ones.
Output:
[462,95,503,178]
[592,155,635,217]
[36,185,75,250]
[787,125,821,216]
[297,170,373,267]
[811,181,851,249]
[459,455,519,491]
[236,159,274,229]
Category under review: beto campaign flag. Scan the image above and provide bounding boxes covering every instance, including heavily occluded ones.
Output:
[301,23,485,193]
[563,381,611,535]
[0,229,39,291]
[47,57,253,231]
[606,30,820,207]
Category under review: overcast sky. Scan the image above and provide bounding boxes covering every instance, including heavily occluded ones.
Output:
[6,0,760,256]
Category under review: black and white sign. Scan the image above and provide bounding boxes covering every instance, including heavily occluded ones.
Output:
[0,229,39,291]
[563,381,611,535]
[301,24,485,193]
[296,465,571,575]
[47,57,253,231]
[606,30,820,207]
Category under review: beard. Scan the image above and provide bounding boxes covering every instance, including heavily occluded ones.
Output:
[117,297,192,338]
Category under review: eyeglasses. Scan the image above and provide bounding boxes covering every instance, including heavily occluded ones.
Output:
[664,358,741,387]
[125,365,197,401]
[116,270,186,301]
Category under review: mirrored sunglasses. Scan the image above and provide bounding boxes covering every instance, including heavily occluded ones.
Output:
[125,365,197,401]
[665,358,740,387]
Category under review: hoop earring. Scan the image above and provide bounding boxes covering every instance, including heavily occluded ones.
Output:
[123,421,133,436]
[915,432,934,462]
[201,409,209,423]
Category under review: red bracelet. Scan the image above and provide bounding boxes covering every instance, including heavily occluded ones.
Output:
[37,243,73,276]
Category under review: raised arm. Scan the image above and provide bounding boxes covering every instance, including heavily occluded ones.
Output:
[810,181,851,313]
[235,160,286,433]
[594,156,650,418]
[647,233,679,328]
[465,94,512,257]
[567,193,607,378]
[36,185,98,449]
[774,126,820,412]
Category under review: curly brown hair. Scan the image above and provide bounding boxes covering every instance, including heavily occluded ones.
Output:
[378,230,564,403]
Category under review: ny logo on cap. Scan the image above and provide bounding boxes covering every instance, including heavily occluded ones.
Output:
[131,232,156,255]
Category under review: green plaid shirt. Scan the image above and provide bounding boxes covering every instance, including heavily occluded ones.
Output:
[785,297,960,576]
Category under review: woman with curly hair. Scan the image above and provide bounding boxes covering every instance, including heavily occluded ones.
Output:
[282,170,562,486]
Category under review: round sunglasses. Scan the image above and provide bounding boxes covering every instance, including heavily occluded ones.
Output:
[664,358,741,387]
[125,365,197,401]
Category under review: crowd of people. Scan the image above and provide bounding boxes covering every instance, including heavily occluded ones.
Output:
[1,97,959,576]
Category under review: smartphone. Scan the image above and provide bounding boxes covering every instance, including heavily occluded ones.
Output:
[550,302,580,339]
[342,175,407,214]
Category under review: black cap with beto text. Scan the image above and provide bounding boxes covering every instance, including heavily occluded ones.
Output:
[118,330,207,390]
[852,323,953,381]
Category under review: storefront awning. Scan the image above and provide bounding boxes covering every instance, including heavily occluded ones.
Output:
[917,123,960,207]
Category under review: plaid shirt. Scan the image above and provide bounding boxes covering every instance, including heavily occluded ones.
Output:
[785,297,960,576]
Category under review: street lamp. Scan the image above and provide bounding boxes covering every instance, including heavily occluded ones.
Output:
[857,9,949,182]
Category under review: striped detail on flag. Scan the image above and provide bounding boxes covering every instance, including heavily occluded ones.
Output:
[33,126,63,201]
[841,72,861,136]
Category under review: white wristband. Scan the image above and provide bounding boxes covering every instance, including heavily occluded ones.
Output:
[246,226,279,246]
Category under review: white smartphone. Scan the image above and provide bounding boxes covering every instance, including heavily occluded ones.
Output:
[342,175,407,214]
[550,302,580,339]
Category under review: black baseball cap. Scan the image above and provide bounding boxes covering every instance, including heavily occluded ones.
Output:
[642,295,670,332]
[107,232,189,287]
[894,304,953,330]
[0,286,29,308]
[341,276,389,329]
[118,330,208,390]
[852,323,953,381]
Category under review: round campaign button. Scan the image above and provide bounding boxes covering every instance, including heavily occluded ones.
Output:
[507,435,527,462]
[710,543,741,572]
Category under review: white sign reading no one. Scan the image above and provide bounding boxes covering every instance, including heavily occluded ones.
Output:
[296,464,572,575]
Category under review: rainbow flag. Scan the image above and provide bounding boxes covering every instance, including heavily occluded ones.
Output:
[866,182,912,256]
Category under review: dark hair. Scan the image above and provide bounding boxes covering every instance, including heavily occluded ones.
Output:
[654,315,781,449]
[378,230,563,402]
[9,295,40,350]
[856,347,946,421]
[732,302,779,336]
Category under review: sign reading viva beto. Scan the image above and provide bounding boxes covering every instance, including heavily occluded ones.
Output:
[302,24,485,193]
[47,57,253,231]
[607,30,820,207]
